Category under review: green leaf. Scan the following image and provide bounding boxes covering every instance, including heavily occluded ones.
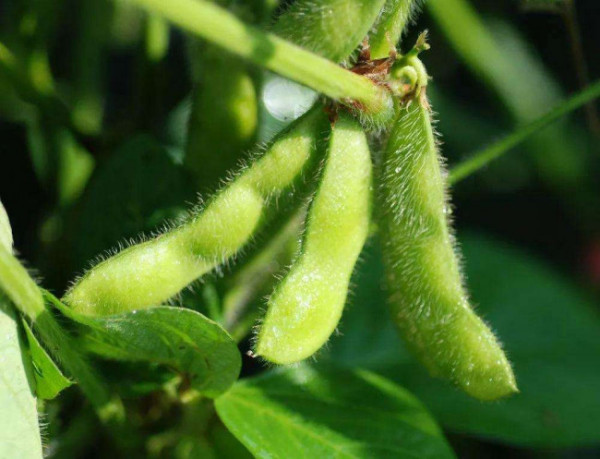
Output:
[97,360,176,398]
[208,421,252,459]
[22,320,72,400]
[72,135,193,272]
[0,199,13,252]
[0,298,43,459]
[215,365,454,458]
[326,233,600,448]
[50,297,241,398]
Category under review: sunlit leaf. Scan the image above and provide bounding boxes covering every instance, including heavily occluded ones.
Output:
[49,294,241,398]
[0,298,43,459]
[216,365,455,458]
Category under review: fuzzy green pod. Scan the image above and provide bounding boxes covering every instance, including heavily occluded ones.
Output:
[273,0,387,63]
[63,107,327,317]
[257,112,372,364]
[378,97,517,400]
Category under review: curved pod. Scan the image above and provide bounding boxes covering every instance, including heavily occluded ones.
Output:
[257,112,372,364]
[64,108,327,316]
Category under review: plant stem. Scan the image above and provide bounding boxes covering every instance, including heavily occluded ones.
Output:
[129,0,392,114]
[370,0,419,59]
[450,79,600,184]
[0,247,129,433]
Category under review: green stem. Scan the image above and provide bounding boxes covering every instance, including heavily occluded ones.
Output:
[450,80,600,184]
[0,247,127,428]
[370,0,419,59]
[129,0,392,114]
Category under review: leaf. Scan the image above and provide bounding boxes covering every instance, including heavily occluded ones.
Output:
[0,199,13,252]
[208,421,253,459]
[22,320,72,400]
[326,233,600,448]
[81,308,241,397]
[97,360,176,398]
[0,298,43,459]
[215,365,455,458]
[72,135,194,272]
[49,295,241,398]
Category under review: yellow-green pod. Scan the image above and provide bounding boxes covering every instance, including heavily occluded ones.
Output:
[378,97,517,400]
[63,107,327,317]
[256,112,372,364]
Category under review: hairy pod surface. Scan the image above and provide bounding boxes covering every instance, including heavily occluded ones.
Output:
[378,98,517,400]
[63,107,328,316]
[256,112,372,364]
[273,0,387,63]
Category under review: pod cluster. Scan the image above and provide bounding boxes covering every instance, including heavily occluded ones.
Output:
[62,0,517,401]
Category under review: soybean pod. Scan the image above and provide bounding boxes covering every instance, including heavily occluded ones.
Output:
[273,0,387,63]
[378,96,517,400]
[256,112,372,364]
[64,107,328,316]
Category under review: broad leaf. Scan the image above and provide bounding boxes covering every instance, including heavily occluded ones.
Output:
[23,320,72,400]
[49,295,241,398]
[0,298,43,459]
[215,365,455,458]
[326,233,600,448]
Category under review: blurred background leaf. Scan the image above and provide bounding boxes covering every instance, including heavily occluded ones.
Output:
[324,233,600,448]
[69,135,194,274]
